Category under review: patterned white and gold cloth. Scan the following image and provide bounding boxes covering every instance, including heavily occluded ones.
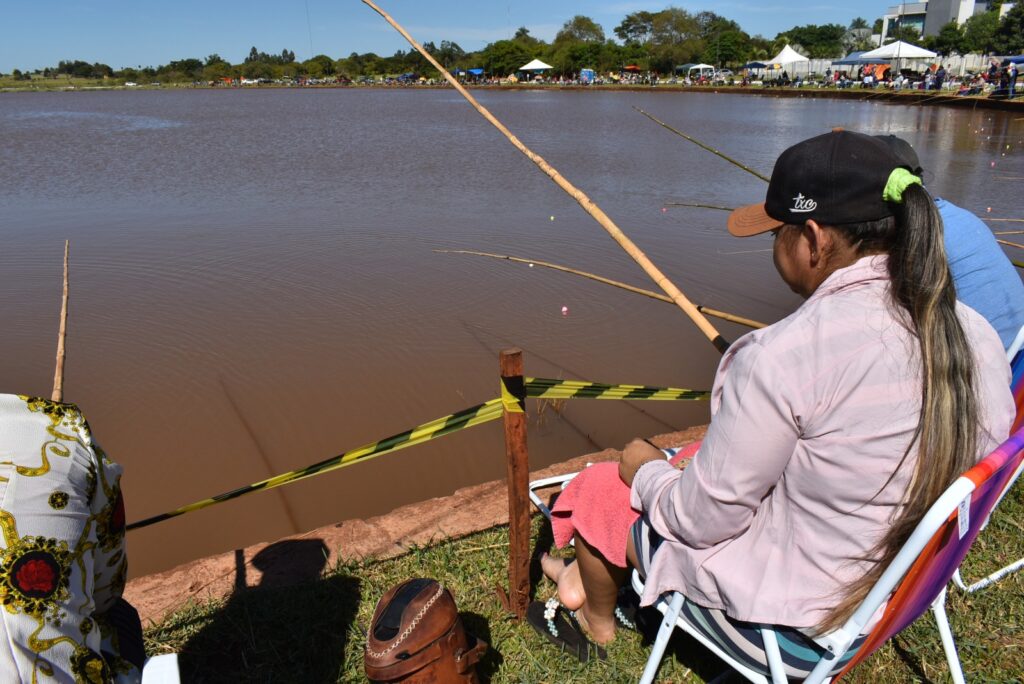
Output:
[0,394,140,683]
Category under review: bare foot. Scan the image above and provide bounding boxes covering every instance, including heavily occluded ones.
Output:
[576,605,617,645]
[540,553,586,610]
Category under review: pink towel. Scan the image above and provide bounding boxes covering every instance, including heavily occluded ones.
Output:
[550,441,701,567]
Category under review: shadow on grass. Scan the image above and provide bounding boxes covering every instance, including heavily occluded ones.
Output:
[888,638,934,683]
[461,611,503,683]
[177,539,361,683]
[656,630,739,682]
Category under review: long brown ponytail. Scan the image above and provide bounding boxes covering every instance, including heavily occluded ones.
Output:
[817,183,979,633]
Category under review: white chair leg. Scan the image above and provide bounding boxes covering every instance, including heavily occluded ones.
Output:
[803,654,838,684]
[760,628,788,684]
[955,556,1024,593]
[931,588,966,684]
[639,592,685,684]
[950,567,968,592]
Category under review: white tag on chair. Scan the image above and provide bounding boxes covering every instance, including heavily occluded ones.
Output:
[957,497,970,540]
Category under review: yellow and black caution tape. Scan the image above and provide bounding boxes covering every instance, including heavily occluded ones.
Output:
[126,398,504,530]
[501,374,526,413]
[127,378,710,530]
[527,378,708,402]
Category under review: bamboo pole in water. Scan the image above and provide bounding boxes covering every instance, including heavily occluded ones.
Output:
[664,202,735,212]
[435,250,767,329]
[633,107,771,183]
[51,240,69,402]
[648,119,1024,256]
[361,0,730,354]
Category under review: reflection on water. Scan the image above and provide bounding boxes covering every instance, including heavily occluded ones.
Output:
[1,89,1020,576]
[7,110,183,131]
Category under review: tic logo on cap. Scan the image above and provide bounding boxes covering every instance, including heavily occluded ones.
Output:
[791,193,817,213]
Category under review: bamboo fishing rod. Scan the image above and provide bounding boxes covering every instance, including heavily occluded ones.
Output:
[362,0,729,354]
[51,240,69,402]
[650,117,1019,251]
[633,107,771,182]
[996,239,1024,251]
[912,92,954,107]
[665,202,734,212]
[860,87,895,100]
[435,249,767,329]
[995,230,1024,236]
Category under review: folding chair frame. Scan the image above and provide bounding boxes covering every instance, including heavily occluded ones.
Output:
[626,474,977,684]
[951,457,1024,593]
[950,325,1024,593]
[527,442,1024,683]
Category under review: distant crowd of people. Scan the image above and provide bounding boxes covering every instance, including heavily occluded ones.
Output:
[303,62,1021,97]
[740,59,1019,99]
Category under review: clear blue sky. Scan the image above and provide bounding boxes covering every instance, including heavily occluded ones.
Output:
[0,1,893,73]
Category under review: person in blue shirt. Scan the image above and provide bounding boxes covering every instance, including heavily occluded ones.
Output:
[878,135,1024,351]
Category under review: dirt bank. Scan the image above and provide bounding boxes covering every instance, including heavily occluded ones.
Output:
[124,425,706,625]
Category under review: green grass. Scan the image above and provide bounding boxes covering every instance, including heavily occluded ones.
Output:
[0,75,120,90]
[145,482,1024,683]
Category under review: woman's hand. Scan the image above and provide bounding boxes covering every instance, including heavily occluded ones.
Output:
[619,438,663,487]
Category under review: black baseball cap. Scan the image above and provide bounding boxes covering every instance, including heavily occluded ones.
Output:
[728,130,906,237]
[875,134,923,175]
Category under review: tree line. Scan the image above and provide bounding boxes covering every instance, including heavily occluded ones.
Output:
[5,5,1023,83]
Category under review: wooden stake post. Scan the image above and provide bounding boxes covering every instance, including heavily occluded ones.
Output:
[52,240,70,403]
[500,349,531,619]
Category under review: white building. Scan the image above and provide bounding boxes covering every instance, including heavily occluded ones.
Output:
[882,2,928,42]
[880,1,1012,42]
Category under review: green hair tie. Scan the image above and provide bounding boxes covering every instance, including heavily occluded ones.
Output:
[883,167,922,204]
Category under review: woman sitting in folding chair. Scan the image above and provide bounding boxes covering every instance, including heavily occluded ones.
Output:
[529,131,1015,677]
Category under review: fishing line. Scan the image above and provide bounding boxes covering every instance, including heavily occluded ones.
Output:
[717,248,773,255]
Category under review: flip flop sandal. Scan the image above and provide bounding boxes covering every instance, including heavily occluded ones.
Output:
[614,587,641,633]
[527,598,608,663]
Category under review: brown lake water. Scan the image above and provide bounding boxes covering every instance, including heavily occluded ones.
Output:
[1,88,1021,577]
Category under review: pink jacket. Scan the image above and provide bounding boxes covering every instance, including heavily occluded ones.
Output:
[631,256,1014,627]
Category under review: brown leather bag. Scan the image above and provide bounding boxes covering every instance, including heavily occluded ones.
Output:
[364,578,487,683]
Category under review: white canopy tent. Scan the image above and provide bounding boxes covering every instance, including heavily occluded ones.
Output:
[687,63,715,80]
[767,44,809,66]
[765,44,809,79]
[861,41,937,60]
[861,41,937,82]
[519,59,553,71]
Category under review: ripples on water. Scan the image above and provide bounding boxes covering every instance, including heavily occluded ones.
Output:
[1,89,1020,575]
